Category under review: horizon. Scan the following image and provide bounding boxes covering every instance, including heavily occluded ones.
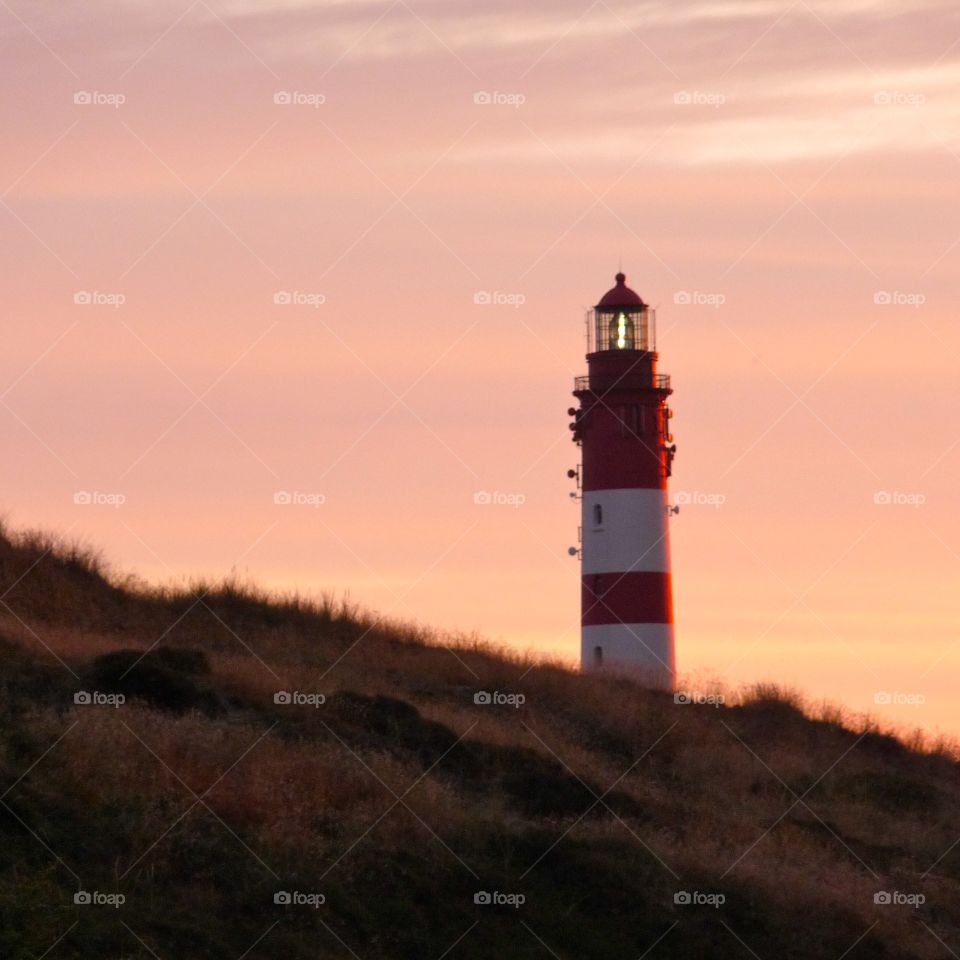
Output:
[3,1,959,737]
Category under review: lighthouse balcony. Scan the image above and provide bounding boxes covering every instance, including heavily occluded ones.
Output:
[574,373,671,393]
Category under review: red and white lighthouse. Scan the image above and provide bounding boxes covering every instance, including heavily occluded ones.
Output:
[570,272,677,689]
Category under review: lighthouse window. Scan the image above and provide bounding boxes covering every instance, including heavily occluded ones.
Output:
[593,503,603,526]
[593,645,603,667]
[594,575,605,596]
[618,405,640,437]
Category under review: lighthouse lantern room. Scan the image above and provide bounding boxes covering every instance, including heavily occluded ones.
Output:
[570,273,676,689]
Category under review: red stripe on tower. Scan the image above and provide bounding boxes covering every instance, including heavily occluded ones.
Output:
[570,272,677,689]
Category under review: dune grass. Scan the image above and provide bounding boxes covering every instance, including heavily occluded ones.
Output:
[0,522,959,958]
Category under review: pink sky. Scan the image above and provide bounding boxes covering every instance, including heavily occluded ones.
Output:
[2,0,959,735]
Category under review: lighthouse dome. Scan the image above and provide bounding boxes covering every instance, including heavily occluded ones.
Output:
[597,272,645,309]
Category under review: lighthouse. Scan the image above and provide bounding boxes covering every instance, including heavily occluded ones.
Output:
[570,273,677,689]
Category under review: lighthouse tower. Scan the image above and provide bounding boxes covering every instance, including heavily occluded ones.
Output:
[570,273,677,689]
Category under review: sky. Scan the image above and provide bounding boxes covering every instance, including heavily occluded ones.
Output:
[2,0,959,736]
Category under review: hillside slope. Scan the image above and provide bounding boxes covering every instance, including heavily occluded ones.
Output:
[1,525,959,959]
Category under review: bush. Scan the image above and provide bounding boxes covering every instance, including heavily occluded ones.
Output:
[85,647,223,715]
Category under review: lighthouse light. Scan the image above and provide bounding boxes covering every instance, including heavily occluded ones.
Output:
[616,313,627,348]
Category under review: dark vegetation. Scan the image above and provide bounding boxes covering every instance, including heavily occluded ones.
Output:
[1,523,959,958]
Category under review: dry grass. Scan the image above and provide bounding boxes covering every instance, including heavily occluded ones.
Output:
[1,522,960,958]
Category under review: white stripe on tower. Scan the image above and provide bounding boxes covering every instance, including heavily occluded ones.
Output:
[581,624,675,681]
[581,489,670,574]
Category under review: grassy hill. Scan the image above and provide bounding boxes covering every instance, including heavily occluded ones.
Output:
[1,523,960,958]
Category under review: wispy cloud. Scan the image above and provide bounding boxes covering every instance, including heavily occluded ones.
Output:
[198,0,956,63]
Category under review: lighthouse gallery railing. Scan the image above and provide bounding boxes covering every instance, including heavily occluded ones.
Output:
[574,374,671,392]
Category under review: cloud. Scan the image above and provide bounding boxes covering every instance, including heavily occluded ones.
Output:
[452,57,960,167]
[199,0,954,63]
